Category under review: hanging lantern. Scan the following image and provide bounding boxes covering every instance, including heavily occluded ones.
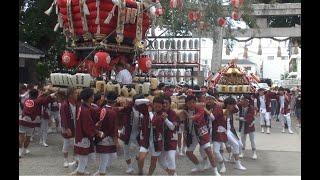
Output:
[258,39,262,55]
[277,46,281,57]
[294,41,299,54]
[231,12,241,20]
[182,39,187,49]
[226,47,230,55]
[155,9,165,16]
[62,51,77,67]
[231,0,244,8]
[138,56,152,71]
[194,39,199,49]
[199,21,208,31]
[243,47,248,59]
[154,40,159,49]
[177,40,181,49]
[189,39,194,49]
[218,17,227,27]
[94,51,111,71]
[170,0,183,9]
[188,11,201,21]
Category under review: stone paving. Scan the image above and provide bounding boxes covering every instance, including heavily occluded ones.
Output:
[19,116,301,176]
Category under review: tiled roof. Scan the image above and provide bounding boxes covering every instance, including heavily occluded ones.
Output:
[19,41,44,55]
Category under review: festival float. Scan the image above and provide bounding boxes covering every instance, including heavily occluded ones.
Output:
[44,0,249,120]
[206,59,260,94]
[46,0,165,97]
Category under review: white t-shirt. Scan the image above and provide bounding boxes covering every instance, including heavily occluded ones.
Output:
[227,117,231,131]
[69,102,76,125]
[259,95,266,112]
[130,107,141,140]
[116,69,132,84]
[279,95,285,109]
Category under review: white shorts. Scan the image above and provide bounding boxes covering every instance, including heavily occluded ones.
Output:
[62,138,74,153]
[158,150,176,170]
[19,125,34,136]
[177,123,184,134]
[139,145,161,157]
[187,135,211,152]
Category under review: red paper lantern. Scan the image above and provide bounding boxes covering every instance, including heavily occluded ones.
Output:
[218,17,227,27]
[94,51,111,71]
[138,56,152,71]
[231,0,244,8]
[188,11,201,21]
[155,9,165,16]
[62,52,77,67]
[170,0,182,9]
[199,21,208,31]
[232,12,241,20]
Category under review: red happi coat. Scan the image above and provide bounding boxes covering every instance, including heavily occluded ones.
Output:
[50,99,60,112]
[20,95,54,128]
[163,109,178,151]
[95,105,118,153]
[237,103,255,134]
[229,107,240,139]
[253,92,272,112]
[90,103,102,125]
[184,106,210,147]
[139,110,164,152]
[210,104,227,142]
[60,100,79,139]
[74,103,98,155]
[41,103,50,120]
[269,92,291,114]
[119,105,142,144]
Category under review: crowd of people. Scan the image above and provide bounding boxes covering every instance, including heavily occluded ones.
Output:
[18,82,301,176]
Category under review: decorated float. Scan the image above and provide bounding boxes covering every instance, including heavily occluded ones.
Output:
[205,59,260,94]
[46,0,166,96]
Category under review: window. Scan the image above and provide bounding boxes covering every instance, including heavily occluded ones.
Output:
[245,66,251,70]
[267,56,274,60]
[203,60,207,64]
[281,56,288,60]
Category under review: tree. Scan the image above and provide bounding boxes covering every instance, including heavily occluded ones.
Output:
[19,0,67,84]
[157,0,258,40]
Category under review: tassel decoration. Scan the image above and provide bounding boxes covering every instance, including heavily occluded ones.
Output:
[226,47,230,55]
[54,23,59,32]
[277,46,281,57]
[294,41,299,54]
[243,47,248,59]
[44,0,56,16]
[82,0,90,15]
[95,0,100,24]
[258,39,262,55]
[104,5,117,24]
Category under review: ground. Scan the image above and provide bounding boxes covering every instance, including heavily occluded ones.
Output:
[19,116,301,176]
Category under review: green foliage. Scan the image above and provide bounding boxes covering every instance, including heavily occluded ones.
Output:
[35,62,50,85]
[19,0,67,84]
[157,0,258,40]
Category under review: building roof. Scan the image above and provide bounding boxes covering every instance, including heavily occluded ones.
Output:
[19,41,44,55]
[19,41,45,59]
[222,59,256,65]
